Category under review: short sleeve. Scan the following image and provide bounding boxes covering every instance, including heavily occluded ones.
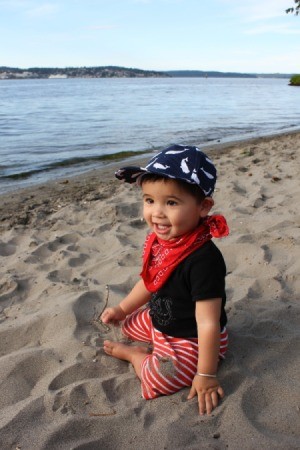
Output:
[186,242,226,302]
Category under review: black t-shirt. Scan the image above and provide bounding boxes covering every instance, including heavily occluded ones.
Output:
[148,240,227,338]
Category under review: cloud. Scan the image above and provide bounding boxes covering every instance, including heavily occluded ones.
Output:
[0,0,59,18]
[26,3,59,18]
[0,0,31,8]
[86,25,117,31]
[131,0,183,3]
[245,23,300,35]
[220,0,292,21]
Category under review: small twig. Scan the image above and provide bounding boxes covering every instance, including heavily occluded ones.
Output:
[90,285,111,332]
[98,285,110,319]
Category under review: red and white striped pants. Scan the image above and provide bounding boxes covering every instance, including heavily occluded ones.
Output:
[122,308,228,400]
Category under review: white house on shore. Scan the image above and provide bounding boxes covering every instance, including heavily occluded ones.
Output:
[48,74,68,79]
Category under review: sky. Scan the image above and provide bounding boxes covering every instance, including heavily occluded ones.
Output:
[0,0,299,74]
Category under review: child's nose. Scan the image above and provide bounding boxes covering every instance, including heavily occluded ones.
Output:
[152,204,165,217]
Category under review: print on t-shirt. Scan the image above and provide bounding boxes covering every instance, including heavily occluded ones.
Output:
[149,293,174,326]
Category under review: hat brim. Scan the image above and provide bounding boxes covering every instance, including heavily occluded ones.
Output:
[115,166,148,185]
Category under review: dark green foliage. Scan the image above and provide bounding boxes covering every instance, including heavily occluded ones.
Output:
[289,75,300,86]
[286,0,300,14]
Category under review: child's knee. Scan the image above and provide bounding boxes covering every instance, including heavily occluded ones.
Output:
[156,356,177,378]
[140,355,184,399]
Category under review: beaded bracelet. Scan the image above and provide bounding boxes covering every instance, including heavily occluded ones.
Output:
[196,372,217,378]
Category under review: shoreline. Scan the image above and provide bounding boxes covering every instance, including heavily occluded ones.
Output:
[1,127,300,197]
[1,129,300,232]
[1,127,300,198]
[0,129,299,448]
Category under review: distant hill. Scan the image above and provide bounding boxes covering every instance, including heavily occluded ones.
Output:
[165,70,292,79]
[0,65,293,80]
[0,65,170,79]
[166,70,255,78]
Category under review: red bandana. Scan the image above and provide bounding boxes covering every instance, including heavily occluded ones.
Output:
[140,215,229,292]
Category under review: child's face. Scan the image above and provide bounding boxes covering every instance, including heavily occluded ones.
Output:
[142,178,212,240]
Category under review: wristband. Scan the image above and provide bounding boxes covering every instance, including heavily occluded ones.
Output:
[196,372,217,378]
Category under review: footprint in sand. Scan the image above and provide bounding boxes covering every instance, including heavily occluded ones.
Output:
[72,291,104,338]
[261,244,272,263]
[48,362,104,391]
[128,218,147,229]
[241,336,300,447]
[0,348,60,409]
[47,269,74,284]
[0,276,19,301]
[0,315,48,357]
[232,181,247,196]
[25,232,81,264]
[0,239,18,256]
[48,233,81,251]
[68,253,89,268]
[115,202,142,220]
[0,276,30,322]
[72,289,125,346]
[101,374,141,404]
[48,358,129,392]
[117,250,141,267]
[48,379,116,417]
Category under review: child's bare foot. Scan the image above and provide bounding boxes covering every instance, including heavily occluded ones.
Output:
[103,340,148,362]
[103,340,150,379]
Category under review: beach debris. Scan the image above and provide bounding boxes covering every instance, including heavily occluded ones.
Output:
[271,176,281,182]
[252,158,261,164]
[237,166,249,173]
[241,148,255,157]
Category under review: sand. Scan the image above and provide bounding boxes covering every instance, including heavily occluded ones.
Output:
[0,132,299,450]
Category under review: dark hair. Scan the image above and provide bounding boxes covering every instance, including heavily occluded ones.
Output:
[140,173,206,203]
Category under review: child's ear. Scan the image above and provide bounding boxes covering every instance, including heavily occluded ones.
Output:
[199,197,214,217]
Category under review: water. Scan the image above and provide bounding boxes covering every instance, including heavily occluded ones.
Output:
[0,77,299,194]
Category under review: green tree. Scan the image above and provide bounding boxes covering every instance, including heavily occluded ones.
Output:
[289,75,300,86]
[286,0,300,14]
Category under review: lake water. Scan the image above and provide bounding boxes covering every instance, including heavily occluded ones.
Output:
[0,77,299,194]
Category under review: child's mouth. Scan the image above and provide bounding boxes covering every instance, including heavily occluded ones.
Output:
[154,224,170,234]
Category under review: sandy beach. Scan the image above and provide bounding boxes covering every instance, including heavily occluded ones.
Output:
[0,131,299,449]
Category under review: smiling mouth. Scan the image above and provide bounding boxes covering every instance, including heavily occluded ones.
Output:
[153,223,170,234]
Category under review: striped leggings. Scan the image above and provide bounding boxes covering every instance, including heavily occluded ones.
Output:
[122,308,228,400]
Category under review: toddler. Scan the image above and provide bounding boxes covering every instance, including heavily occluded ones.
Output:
[101,144,229,415]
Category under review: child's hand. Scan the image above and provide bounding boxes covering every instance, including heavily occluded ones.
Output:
[101,305,126,324]
[187,375,224,415]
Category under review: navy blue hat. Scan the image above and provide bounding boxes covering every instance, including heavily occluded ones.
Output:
[115,144,217,196]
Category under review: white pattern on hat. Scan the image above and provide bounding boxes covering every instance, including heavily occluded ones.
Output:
[165,149,187,155]
[152,163,170,170]
[115,144,217,195]
[200,167,215,179]
[191,170,200,184]
[180,157,190,174]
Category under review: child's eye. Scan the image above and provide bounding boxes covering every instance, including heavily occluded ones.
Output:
[144,198,154,204]
[167,200,178,206]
